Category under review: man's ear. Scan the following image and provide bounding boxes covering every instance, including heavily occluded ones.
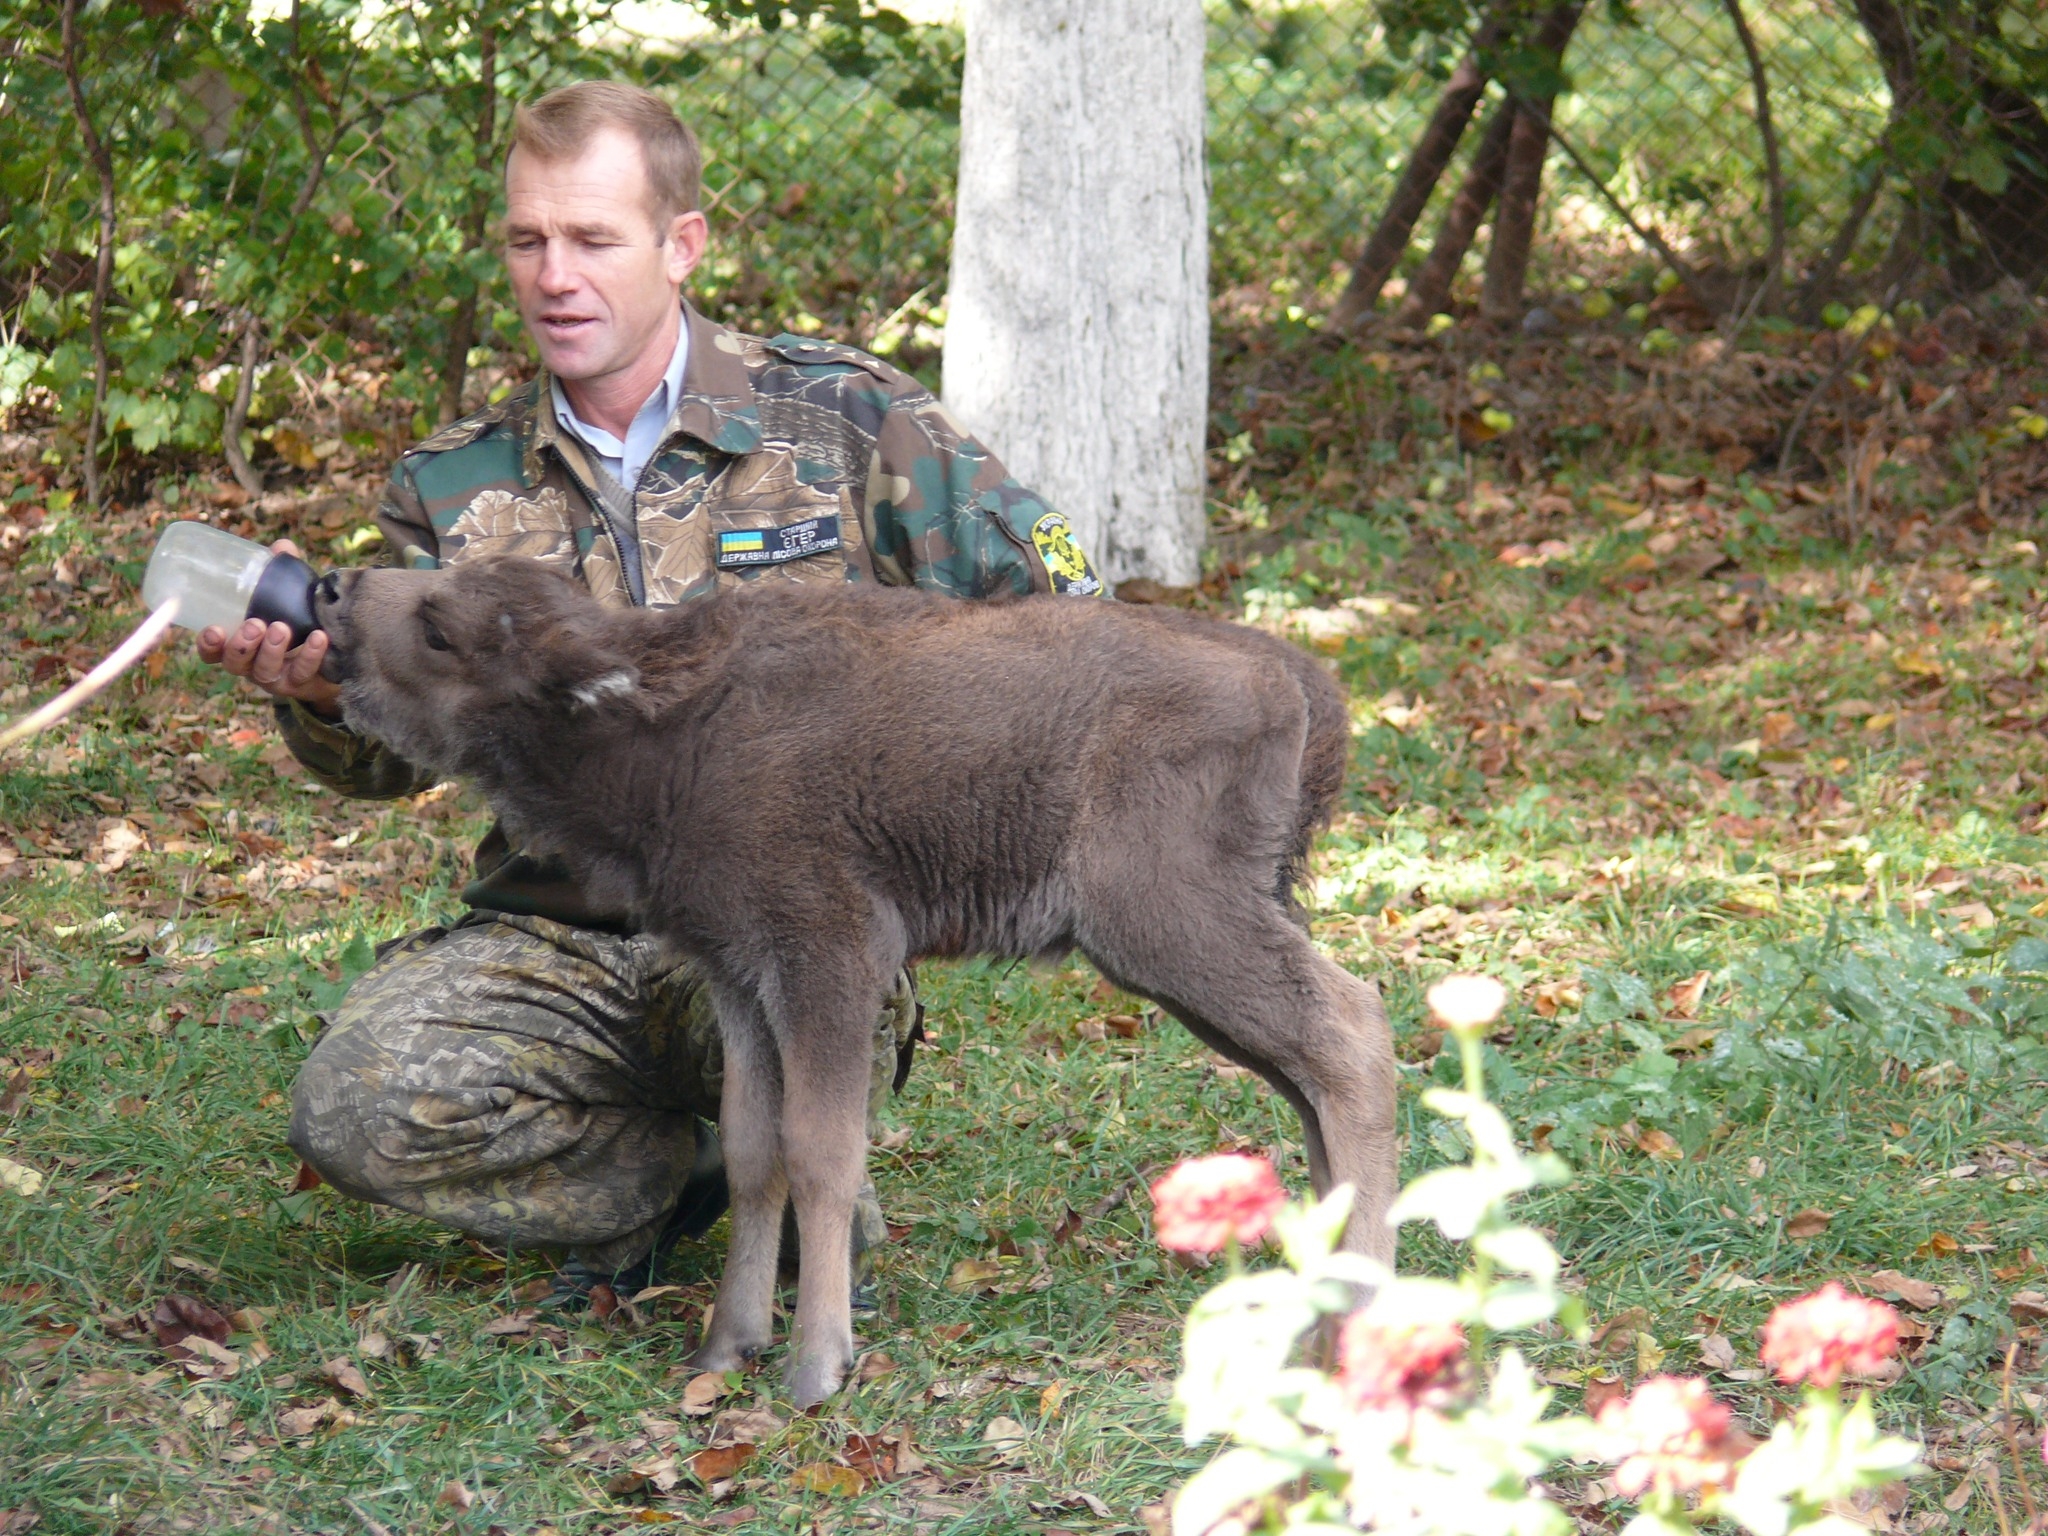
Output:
[665,209,709,285]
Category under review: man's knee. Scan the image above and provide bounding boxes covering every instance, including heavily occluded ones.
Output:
[286,1027,395,1202]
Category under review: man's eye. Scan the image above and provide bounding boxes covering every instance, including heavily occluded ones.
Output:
[423,618,451,652]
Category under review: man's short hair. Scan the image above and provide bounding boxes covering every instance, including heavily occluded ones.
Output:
[510,81,702,230]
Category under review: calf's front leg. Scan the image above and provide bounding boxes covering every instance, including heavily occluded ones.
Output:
[691,1000,784,1372]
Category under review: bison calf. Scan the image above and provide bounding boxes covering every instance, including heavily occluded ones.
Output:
[315,556,1396,1405]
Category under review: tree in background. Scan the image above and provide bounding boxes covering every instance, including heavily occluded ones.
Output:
[1333,0,2048,331]
[941,0,1210,587]
[1,0,609,505]
[1852,0,2048,293]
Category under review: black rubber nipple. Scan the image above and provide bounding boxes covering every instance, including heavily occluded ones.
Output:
[248,551,323,645]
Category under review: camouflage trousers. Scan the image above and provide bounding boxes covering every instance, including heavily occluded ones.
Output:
[287,911,919,1274]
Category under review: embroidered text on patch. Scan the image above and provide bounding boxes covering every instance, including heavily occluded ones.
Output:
[715,516,843,568]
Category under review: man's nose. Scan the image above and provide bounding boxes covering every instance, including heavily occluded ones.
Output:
[536,239,579,294]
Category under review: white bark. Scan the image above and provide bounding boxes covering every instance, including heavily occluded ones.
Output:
[941,0,1209,588]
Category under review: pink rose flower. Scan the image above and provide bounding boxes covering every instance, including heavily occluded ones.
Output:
[1598,1375,1741,1497]
[1149,1154,1285,1254]
[1335,1309,1468,1412]
[1758,1282,1901,1388]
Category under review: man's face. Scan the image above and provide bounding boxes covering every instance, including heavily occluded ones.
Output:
[503,128,707,384]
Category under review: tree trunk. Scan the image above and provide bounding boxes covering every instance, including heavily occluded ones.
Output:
[942,0,1208,586]
[1479,2,1584,327]
[1331,0,1515,329]
[438,26,498,426]
[221,317,266,496]
[1721,0,1786,313]
[1395,98,1515,328]
[1479,102,1552,326]
[59,0,116,513]
[1851,0,2048,289]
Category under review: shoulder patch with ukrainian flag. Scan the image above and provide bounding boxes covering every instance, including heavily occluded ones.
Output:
[1029,511,1102,596]
[715,516,843,568]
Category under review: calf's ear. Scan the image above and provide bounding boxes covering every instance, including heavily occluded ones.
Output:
[526,619,642,713]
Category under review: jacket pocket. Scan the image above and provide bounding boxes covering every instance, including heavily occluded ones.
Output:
[706,456,864,588]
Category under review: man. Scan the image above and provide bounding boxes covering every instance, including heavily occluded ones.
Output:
[199,80,1100,1300]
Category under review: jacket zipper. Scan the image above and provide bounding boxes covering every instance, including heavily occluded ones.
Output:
[550,445,645,608]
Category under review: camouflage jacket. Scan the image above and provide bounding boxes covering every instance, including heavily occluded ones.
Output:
[279,302,1102,927]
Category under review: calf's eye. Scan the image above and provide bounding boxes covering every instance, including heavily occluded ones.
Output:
[423,617,452,652]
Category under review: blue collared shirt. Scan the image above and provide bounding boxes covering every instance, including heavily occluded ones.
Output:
[548,313,691,493]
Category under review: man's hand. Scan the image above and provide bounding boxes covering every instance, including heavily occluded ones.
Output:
[193,539,344,719]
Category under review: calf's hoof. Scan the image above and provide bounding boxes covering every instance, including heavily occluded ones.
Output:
[688,1334,767,1374]
[784,1349,850,1409]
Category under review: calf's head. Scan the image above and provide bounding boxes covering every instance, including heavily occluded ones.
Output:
[314,556,640,779]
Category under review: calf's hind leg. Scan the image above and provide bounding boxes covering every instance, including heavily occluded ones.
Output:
[1088,898,1398,1265]
[775,973,887,1407]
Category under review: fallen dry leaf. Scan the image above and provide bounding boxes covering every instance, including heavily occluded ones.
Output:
[179,1391,233,1430]
[710,1407,786,1447]
[689,1443,756,1483]
[1663,971,1711,1019]
[948,1257,1007,1293]
[1945,901,1997,931]
[1719,887,1780,917]
[983,1414,1028,1463]
[1039,1379,1068,1419]
[2009,1290,2048,1323]
[856,1351,896,1383]
[151,1294,231,1354]
[436,1482,474,1512]
[1582,1375,1628,1415]
[1786,1208,1832,1240]
[175,1336,242,1380]
[276,1398,356,1437]
[321,1357,371,1400]
[1634,1127,1683,1162]
[788,1463,864,1497]
[1698,1333,1736,1371]
[1865,1270,1946,1310]
[842,1432,897,1483]
[680,1371,731,1415]
[0,1157,48,1197]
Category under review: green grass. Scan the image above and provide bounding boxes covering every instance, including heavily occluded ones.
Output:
[6,362,2048,1534]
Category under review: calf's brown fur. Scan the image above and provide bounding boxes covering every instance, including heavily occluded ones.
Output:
[314,557,1397,1405]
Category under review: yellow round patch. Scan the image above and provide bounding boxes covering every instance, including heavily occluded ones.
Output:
[1029,512,1100,594]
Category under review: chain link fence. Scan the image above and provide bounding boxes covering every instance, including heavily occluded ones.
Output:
[9,0,2008,493]
[660,0,1901,346]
